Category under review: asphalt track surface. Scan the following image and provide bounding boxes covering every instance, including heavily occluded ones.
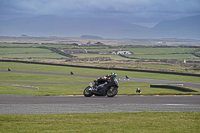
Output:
[0,70,200,114]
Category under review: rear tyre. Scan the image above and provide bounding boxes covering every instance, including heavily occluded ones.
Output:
[106,86,118,97]
[83,86,93,97]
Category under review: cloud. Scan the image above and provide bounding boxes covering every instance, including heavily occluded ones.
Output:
[0,0,200,26]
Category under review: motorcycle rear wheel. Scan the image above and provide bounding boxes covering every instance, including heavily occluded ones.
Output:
[83,86,93,97]
[106,86,118,97]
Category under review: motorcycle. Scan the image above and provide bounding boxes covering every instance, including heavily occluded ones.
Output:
[83,76,119,97]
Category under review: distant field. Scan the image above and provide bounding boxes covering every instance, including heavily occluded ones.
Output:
[0,48,51,54]
[1,53,67,58]
[0,48,67,58]
[73,53,198,60]
[0,43,200,74]
[87,47,197,54]
[196,51,200,54]
[128,47,197,54]
[0,43,199,60]
[0,43,36,47]
[72,54,129,60]
[0,43,73,48]
[79,62,189,71]
[126,54,198,59]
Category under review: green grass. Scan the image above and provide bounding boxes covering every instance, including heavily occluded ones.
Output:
[63,60,200,74]
[1,81,199,96]
[0,43,39,47]
[1,44,198,60]
[0,112,199,133]
[0,72,94,82]
[119,82,200,95]
[80,62,190,71]
[1,53,67,58]
[80,47,197,54]
[126,54,198,59]
[0,70,94,95]
[0,84,86,96]
[0,48,67,58]
[0,43,71,48]
[72,53,198,60]
[128,47,197,54]
[72,54,127,60]
[0,62,200,83]
[0,48,52,54]
[0,45,199,133]
[0,61,199,96]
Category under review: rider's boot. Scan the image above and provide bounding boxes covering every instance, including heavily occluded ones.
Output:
[93,80,99,91]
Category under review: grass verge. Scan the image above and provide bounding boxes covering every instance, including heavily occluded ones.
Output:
[0,112,199,133]
[0,81,199,96]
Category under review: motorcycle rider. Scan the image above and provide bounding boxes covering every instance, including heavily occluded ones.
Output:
[110,72,117,81]
[95,72,117,91]
[136,88,141,93]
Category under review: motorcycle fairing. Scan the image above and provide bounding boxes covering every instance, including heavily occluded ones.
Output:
[93,81,117,96]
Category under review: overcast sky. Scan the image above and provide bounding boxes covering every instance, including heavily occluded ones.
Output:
[0,0,200,27]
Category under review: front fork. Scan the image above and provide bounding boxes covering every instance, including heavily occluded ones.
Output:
[109,86,114,92]
[88,82,93,91]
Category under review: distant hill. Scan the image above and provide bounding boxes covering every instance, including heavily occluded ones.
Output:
[151,15,200,39]
[0,15,149,38]
[0,14,199,39]
[153,15,200,32]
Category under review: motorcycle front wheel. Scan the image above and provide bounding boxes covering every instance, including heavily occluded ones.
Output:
[83,86,93,97]
[106,86,118,97]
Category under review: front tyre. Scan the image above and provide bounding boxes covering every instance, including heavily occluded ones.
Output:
[107,86,118,97]
[83,86,93,97]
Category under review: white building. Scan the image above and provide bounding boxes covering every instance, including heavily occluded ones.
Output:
[111,50,132,55]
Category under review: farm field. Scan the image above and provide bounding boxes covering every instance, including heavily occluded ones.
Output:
[126,54,198,59]
[72,54,127,60]
[0,48,67,59]
[1,53,67,58]
[87,47,197,54]
[73,53,197,60]
[1,43,199,60]
[1,43,200,74]
[71,62,191,72]
[0,48,51,53]
[127,47,197,54]
[0,43,74,48]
